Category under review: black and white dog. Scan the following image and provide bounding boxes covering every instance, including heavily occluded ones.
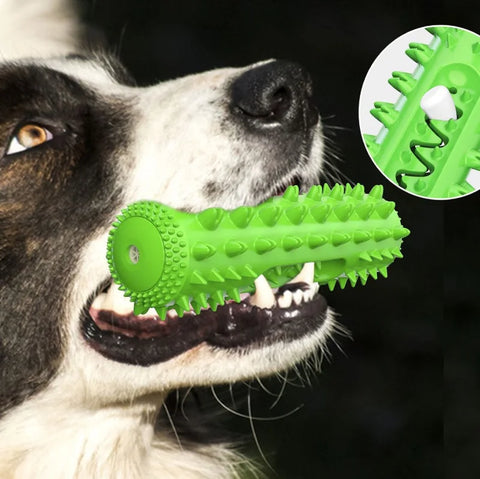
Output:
[0,1,336,477]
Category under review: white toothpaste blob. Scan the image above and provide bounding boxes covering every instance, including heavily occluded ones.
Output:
[420,85,457,121]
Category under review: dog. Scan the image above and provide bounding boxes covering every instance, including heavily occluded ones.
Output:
[0,1,336,477]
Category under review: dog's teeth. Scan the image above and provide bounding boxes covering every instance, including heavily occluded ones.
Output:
[277,290,293,308]
[275,280,319,309]
[289,262,315,285]
[250,275,276,309]
[303,289,313,302]
[293,290,303,305]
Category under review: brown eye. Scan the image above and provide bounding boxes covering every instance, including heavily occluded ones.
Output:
[6,124,54,155]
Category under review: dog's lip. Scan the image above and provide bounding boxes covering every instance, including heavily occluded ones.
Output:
[81,280,328,366]
[88,308,173,339]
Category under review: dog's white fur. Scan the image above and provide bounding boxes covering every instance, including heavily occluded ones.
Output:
[0,2,333,478]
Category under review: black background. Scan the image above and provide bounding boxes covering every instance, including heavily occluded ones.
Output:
[78,1,479,477]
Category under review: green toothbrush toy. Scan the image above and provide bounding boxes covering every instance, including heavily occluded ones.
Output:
[107,184,409,319]
[364,26,480,199]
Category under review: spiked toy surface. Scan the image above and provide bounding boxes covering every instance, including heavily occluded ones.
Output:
[107,184,410,319]
[364,26,480,198]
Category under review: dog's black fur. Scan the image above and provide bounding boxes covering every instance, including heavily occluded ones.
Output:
[0,62,132,414]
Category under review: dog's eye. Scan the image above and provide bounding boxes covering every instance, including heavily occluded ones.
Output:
[6,124,54,155]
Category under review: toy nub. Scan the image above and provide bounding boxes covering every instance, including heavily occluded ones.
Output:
[107,184,410,319]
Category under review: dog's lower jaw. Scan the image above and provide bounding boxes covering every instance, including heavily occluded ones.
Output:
[0,282,334,479]
[0,396,245,479]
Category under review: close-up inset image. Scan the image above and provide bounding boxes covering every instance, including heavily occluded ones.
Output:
[359,25,480,200]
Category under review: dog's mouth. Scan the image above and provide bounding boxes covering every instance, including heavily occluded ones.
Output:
[81,172,328,366]
[81,262,327,366]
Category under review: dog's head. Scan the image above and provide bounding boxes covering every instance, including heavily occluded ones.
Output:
[0,53,333,412]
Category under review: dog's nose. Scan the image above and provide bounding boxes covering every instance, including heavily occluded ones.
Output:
[231,60,318,131]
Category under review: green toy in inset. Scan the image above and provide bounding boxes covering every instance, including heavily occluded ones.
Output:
[107,184,410,319]
[364,26,480,198]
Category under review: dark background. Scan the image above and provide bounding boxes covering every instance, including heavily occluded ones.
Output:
[78,1,479,477]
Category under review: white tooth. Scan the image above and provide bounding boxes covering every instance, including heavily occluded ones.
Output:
[250,275,276,309]
[90,292,107,310]
[289,262,315,285]
[138,307,160,318]
[420,85,457,121]
[312,282,319,294]
[293,290,303,305]
[303,289,313,302]
[91,283,134,314]
[277,290,293,308]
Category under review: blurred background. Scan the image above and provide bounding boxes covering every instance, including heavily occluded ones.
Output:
[77,1,478,477]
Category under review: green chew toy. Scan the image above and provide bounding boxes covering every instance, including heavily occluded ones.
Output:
[107,184,410,319]
[364,26,480,198]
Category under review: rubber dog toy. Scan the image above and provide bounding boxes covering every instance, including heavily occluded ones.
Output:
[364,26,480,198]
[107,184,410,319]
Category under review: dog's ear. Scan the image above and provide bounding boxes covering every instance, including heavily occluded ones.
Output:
[0,0,81,61]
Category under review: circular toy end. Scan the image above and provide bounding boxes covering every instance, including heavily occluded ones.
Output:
[110,216,165,293]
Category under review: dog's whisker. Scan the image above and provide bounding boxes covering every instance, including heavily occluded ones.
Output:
[326,316,352,359]
[291,363,307,387]
[321,154,353,185]
[268,374,288,410]
[172,389,180,417]
[247,389,276,474]
[115,23,129,57]
[210,386,303,422]
[162,402,183,451]
[314,347,325,371]
[322,122,351,133]
[179,386,193,421]
[242,380,262,392]
[228,383,237,410]
[255,377,278,398]
[274,370,303,388]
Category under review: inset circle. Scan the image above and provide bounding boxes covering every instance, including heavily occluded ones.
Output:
[359,25,480,200]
